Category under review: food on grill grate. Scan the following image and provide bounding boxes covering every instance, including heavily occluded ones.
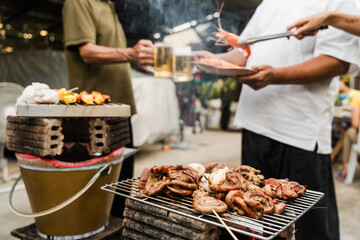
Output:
[56,88,111,105]
[233,196,264,219]
[139,164,306,219]
[230,165,265,186]
[139,165,200,197]
[243,191,275,214]
[198,173,213,193]
[167,180,197,197]
[139,168,170,196]
[193,189,228,214]
[187,163,205,176]
[273,198,287,214]
[205,162,226,173]
[168,165,200,183]
[262,178,306,200]
[225,190,245,215]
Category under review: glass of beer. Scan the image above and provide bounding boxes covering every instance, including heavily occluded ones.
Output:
[154,42,173,78]
[172,46,193,82]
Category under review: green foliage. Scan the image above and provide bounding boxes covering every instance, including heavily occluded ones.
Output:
[200,78,238,107]
[220,78,237,106]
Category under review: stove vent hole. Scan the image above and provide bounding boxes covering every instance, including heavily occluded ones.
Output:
[52,126,60,131]
[51,136,59,140]
[95,134,103,138]
[50,144,58,149]
[95,126,102,130]
[96,142,104,147]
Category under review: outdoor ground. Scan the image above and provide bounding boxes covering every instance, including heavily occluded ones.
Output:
[0,129,359,239]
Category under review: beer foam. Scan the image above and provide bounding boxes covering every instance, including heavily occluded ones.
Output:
[154,42,172,47]
[173,46,191,56]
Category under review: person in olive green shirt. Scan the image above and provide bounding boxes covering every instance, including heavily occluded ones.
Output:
[62,0,154,218]
[63,0,154,115]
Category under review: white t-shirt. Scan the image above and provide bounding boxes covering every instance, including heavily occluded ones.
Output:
[234,0,360,154]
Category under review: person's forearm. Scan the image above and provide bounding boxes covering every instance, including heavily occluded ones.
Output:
[351,107,360,128]
[327,12,360,37]
[272,55,350,84]
[216,49,247,66]
[79,43,135,64]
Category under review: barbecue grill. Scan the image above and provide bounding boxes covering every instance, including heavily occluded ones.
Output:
[102,178,324,240]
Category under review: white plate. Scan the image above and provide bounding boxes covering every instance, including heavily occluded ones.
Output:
[196,62,257,77]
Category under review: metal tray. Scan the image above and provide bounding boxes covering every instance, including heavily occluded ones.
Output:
[16,102,131,117]
[102,178,324,240]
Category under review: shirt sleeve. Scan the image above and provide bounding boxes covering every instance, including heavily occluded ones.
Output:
[62,0,97,51]
[314,0,360,75]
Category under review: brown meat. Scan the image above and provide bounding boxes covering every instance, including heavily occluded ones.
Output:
[215,192,227,200]
[225,190,245,215]
[193,189,209,202]
[193,196,228,214]
[274,202,287,214]
[233,197,263,219]
[243,191,275,214]
[168,180,197,190]
[205,162,226,173]
[139,168,169,196]
[168,165,200,183]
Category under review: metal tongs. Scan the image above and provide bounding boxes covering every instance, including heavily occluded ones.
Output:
[237,26,328,46]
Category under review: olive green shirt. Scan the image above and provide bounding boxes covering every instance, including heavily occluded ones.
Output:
[63,0,136,114]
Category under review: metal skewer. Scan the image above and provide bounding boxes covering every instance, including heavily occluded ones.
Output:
[212,209,239,240]
[66,87,78,93]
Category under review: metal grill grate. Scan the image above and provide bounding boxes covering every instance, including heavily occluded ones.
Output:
[101,178,324,240]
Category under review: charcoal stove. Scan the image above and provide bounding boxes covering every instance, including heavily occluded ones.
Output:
[6,103,131,157]
[6,102,132,239]
[102,178,324,240]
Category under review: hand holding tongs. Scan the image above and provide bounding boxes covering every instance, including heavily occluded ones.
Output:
[237,26,328,46]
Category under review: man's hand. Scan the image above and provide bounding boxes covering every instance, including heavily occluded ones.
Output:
[287,12,330,39]
[235,65,278,90]
[130,39,154,71]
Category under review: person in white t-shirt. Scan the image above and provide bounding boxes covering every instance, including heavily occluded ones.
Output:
[195,0,359,239]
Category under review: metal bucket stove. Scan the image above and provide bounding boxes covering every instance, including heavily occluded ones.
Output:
[6,103,131,239]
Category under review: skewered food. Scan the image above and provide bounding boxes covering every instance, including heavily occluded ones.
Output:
[57,89,111,105]
[193,189,228,214]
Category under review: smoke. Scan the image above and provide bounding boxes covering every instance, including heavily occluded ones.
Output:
[115,0,216,37]
[115,0,250,49]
